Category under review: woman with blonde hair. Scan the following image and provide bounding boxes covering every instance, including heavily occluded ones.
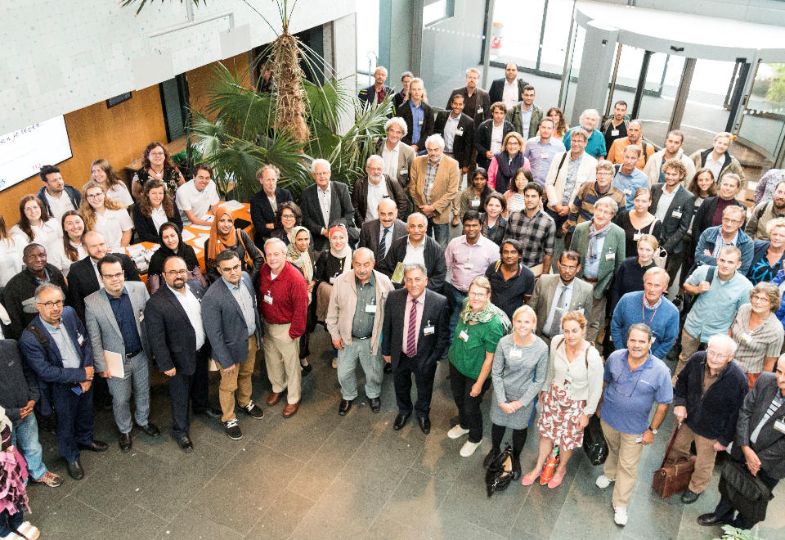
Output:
[79,181,133,250]
[487,131,530,194]
[90,159,133,208]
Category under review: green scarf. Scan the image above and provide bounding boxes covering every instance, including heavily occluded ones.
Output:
[459,299,511,332]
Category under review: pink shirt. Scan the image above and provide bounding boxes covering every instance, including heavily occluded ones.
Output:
[403,292,425,353]
[444,235,500,292]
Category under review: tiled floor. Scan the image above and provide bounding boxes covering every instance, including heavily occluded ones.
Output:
[27,327,785,539]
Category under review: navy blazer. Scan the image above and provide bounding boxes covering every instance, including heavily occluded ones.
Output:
[434,111,475,169]
[382,288,449,369]
[201,273,262,368]
[396,101,435,147]
[249,187,293,245]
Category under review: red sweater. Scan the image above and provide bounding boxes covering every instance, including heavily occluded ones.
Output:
[258,262,309,339]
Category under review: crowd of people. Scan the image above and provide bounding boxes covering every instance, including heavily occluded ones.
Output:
[1,62,785,538]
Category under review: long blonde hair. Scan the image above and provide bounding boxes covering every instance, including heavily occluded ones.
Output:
[79,180,124,231]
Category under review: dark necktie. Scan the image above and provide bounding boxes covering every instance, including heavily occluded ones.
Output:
[379,227,390,258]
[406,299,418,357]
[547,285,567,337]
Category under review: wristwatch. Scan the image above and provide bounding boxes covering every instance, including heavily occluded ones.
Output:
[648,425,658,435]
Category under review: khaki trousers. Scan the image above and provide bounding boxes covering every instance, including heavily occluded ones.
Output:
[601,419,644,508]
[675,329,702,379]
[263,322,301,404]
[218,335,258,422]
[666,423,717,494]
[586,296,607,346]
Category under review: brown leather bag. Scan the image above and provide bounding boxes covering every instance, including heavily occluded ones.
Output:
[652,425,696,499]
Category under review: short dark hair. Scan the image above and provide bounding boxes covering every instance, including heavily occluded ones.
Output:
[22,243,45,258]
[216,249,240,265]
[485,193,506,212]
[194,163,213,178]
[98,254,123,275]
[560,250,581,264]
[522,84,535,93]
[39,165,60,182]
[614,100,628,109]
[523,182,543,197]
[450,93,465,106]
[500,239,523,255]
[463,210,481,224]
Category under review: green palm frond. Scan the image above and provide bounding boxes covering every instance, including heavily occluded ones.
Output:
[205,64,275,140]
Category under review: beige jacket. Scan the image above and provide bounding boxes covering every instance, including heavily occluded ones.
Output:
[325,270,394,354]
[409,154,460,224]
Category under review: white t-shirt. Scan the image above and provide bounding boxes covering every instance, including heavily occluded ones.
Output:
[151,206,169,234]
[48,241,87,277]
[502,80,519,110]
[491,123,505,154]
[0,238,24,287]
[10,219,63,255]
[94,208,134,251]
[44,190,76,221]
[382,142,401,180]
[176,179,220,224]
[106,183,134,208]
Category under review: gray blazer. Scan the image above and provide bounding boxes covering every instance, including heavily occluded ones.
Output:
[201,272,262,369]
[84,281,150,372]
[375,139,415,188]
[734,372,785,479]
[527,274,593,336]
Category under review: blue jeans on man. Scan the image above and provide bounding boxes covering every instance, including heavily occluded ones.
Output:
[444,282,467,337]
[430,221,450,248]
[12,413,48,480]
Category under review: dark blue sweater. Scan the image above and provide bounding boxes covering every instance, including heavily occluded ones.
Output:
[610,291,680,359]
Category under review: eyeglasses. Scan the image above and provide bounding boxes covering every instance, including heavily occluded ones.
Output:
[36,300,63,308]
[87,192,104,199]
[165,269,188,276]
[149,151,165,156]
[101,272,124,280]
[219,264,242,273]
[468,291,488,298]
[707,350,731,361]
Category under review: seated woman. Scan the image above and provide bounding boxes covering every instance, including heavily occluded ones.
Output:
[271,202,302,246]
[132,180,183,243]
[0,216,24,288]
[487,132,530,194]
[503,169,533,217]
[730,282,783,389]
[458,168,495,219]
[522,311,602,488]
[80,181,133,251]
[204,206,264,283]
[314,224,352,324]
[485,305,548,479]
[10,195,62,254]
[480,193,508,246]
[90,159,133,208]
[609,233,658,314]
[614,187,662,256]
[49,211,87,277]
[131,141,185,200]
[286,226,317,375]
[147,222,205,294]
[748,218,785,286]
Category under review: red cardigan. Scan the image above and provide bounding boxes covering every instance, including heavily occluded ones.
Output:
[258,262,309,339]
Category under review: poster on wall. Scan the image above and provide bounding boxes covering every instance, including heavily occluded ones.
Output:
[0,116,72,192]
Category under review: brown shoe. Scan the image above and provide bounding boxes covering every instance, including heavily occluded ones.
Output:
[282,402,299,418]
[266,392,282,406]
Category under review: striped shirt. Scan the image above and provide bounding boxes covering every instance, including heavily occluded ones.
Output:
[750,392,784,444]
[564,182,626,234]
[730,304,784,374]
[504,209,556,268]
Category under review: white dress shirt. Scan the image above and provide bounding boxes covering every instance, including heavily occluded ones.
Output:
[167,284,206,350]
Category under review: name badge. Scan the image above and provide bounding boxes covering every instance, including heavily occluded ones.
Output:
[463,262,473,270]
[672,210,683,219]
[329,276,337,284]
[423,324,435,335]
[510,348,522,359]
[633,233,641,241]
[365,304,377,313]
[623,188,632,196]
[605,252,616,261]
[611,129,619,136]
[456,128,464,136]
[470,199,480,207]
[459,330,469,342]
[774,418,785,434]
[541,152,549,159]
[263,293,273,305]
[418,119,424,125]
[400,168,408,175]
[77,334,85,346]
[138,311,144,323]
[477,107,484,114]
[741,333,753,345]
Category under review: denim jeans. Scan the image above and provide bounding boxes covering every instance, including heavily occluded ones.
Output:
[444,282,467,338]
[106,352,151,434]
[337,338,383,400]
[430,221,450,249]
[12,413,47,480]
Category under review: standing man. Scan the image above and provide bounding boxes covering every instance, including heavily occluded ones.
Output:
[693,206,754,274]
[643,130,696,186]
[613,146,650,211]
[544,129,598,231]
[396,78,434,152]
[489,62,527,110]
[357,198,408,263]
[249,164,294,245]
[36,165,81,221]
[523,118,565,186]
[474,103,514,170]
[358,66,392,108]
[595,324,672,527]
[487,240,536,321]
[377,117,416,190]
[326,248,394,416]
[84,255,160,453]
[434,93,475,174]
[690,131,745,186]
[351,155,408,227]
[606,120,654,169]
[746,180,785,240]
[144,256,211,453]
[447,67,491,125]
[602,101,629,151]
[382,264,449,434]
[669,335,748,505]
[408,134,460,248]
[651,159,696,283]
[379,213,447,292]
[19,284,108,479]
[507,85,542,139]
[175,164,220,226]
[202,251,264,440]
[564,109,607,159]
[258,238,309,418]
[299,159,357,251]
[504,182,555,276]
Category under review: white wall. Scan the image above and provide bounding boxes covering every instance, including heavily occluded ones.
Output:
[600,0,785,26]
[0,0,357,133]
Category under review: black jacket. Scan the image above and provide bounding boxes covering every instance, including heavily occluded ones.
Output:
[650,184,696,255]
[434,111,475,169]
[358,84,393,108]
[299,181,357,251]
[351,175,409,227]
[1,265,68,340]
[378,235,446,292]
[66,255,140,321]
[396,101,435,147]
[691,195,744,242]
[674,352,748,446]
[381,288,449,369]
[447,87,491,125]
[489,78,527,105]
[203,229,264,283]
[132,203,183,243]
[474,119,514,170]
[358,219,408,263]
[249,187,293,245]
[732,372,785,479]
[0,339,40,423]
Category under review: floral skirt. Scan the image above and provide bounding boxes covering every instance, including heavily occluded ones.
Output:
[537,384,587,451]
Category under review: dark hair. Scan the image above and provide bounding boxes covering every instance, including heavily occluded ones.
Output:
[510,169,533,194]
[194,163,213,178]
[98,254,123,275]
[666,129,684,143]
[23,243,45,258]
[523,182,543,197]
[485,193,506,212]
[500,239,523,255]
[0,215,7,241]
[138,180,176,218]
[162,255,186,272]
[142,141,176,171]
[276,201,302,228]
[463,210,481,224]
[90,159,125,189]
[400,71,414,81]
[522,84,535,93]
[61,210,85,262]
[627,323,653,341]
[560,250,581,264]
[39,165,60,182]
[688,167,717,198]
[490,102,506,115]
[17,195,51,242]
[216,249,241,265]
[613,100,628,109]
[545,107,567,136]
[471,168,488,181]
[450,93,465,106]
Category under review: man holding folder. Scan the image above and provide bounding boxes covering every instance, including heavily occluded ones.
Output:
[85,254,160,453]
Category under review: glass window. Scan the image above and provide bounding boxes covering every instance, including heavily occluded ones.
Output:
[356,0,380,87]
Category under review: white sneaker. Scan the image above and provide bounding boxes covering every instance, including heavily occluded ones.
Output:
[595,474,614,489]
[614,506,628,526]
[16,522,41,540]
[447,425,470,439]
[459,440,482,457]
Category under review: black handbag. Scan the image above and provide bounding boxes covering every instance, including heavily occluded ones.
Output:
[583,414,608,466]
[485,444,514,497]
[718,459,773,524]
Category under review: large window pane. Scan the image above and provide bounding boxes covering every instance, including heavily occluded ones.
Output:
[490,0,545,70]
[356,0,380,89]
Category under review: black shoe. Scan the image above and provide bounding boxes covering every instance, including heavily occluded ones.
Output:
[223,419,243,440]
[681,490,701,504]
[67,458,84,480]
[241,401,265,419]
[393,412,410,431]
[368,397,381,413]
[383,363,392,374]
[79,440,109,452]
[301,362,313,377]
[175,435,194,453]
[512,457,521,480]
[483,449,499,469]
[418,416,431,435]
[137,422,161,437]
[338,399,353,416]
[697,513,729,527]
[194,406,222,419]
[118,433,132,453]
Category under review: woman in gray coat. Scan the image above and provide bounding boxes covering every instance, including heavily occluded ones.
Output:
[485,305,548,478]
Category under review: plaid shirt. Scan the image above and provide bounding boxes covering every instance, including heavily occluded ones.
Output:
[564,182,626,234]
[424,161,439,203]
[503,209,556,267]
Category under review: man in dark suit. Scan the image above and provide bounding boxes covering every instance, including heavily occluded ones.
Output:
[19,284,108,480]
[299,159,357,251]
[144,256,210,453]
[434,93,475,173]
[447,67,491,125]
[489,62,527,110]
[67,231,140,322]
[358,198,408,263]
[202,251,264,441]
[396,78,434,152]
[358,66,393,108]
[474,103,514,170]
[249,164,293,246]
[651,159,696,284]
[698,355,785,530]
[351,155,409,227]
[379,213,447,292]
[382,263,449,434]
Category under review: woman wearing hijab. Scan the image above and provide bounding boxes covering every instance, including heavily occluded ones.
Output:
[204,205,264,283]
[147,222,205,294]
[287,226,317,375]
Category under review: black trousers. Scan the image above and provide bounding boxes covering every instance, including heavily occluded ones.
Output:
[393,354,437,418]
[190,345,210,412]
[714,465,779,529]
[168,372,193,439]
[51,384,94,462]
[449,363,490,443]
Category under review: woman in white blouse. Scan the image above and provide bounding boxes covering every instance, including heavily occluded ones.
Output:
[90,159,133,208]
[48,211,87,277]
[9,195,63,255]
[80,181,133,251]
[0,216,24,287]
[132,180,183,243]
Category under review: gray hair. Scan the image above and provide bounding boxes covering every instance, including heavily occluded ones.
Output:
[373,65,388,76]
[34,283,64,302]
[310,158,331,174]
[707,334,738,357]
[627,323,653,341]
[625,144,642,158]
[643,267,670,286]
[352,247,376,263]
[465,67,480,77]
[264,237,288,254]
[403,263,427,277]
[424,134,445,150]
[385,117,408,137]
[366,155,384,168]
[407,212,428,226]
[256,164,280,180]
[570,128,590,142]
[580,109,600,122]
[594,196,619,215]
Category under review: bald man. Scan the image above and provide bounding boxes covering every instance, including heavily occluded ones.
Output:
[358,198,408,263]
